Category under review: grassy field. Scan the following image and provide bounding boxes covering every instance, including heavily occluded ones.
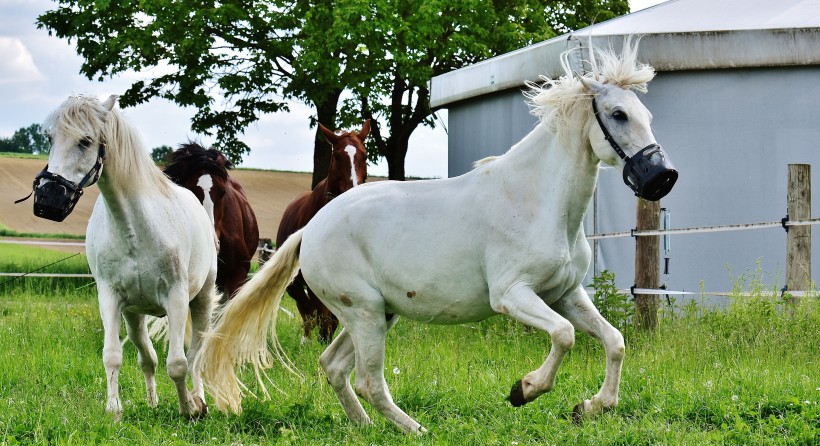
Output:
[1,245,818,445]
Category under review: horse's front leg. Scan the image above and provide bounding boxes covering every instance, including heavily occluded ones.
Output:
[490,282,576,406]
[98,286,125,420]
[553,285,625,421]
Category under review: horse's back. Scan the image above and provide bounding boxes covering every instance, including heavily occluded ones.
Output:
[300,177,498,323]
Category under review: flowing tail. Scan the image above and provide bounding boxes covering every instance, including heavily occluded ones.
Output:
[197,228,304,414]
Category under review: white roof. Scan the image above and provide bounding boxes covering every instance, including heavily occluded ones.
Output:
[589,0,820,34]
[431,0,820,107]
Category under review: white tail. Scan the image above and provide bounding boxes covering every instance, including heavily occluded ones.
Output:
[197,228,305,413]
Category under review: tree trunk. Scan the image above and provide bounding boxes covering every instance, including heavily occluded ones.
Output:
[385,134,410,180]
[311,89,342,189]
[634,198,660,331]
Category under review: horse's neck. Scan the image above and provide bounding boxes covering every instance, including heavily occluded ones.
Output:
[324,163,349,197]
[96,171,159,240]
[496,122,599,236]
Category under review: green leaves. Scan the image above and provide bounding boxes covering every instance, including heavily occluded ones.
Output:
[37,0,628,173]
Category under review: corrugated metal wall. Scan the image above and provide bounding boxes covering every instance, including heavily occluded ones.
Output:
[446,66,820,295]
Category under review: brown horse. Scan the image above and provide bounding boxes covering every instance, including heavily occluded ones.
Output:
[164,143,259,302]
[277,121,370,342]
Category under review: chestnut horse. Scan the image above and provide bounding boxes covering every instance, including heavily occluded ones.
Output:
[276,121,370,342]
[164,143,259,301]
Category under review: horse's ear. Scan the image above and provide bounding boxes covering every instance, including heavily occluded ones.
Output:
[319,123,338,144]
[358,119,371,140]
[579,77,605,95]
[102,94,119,111]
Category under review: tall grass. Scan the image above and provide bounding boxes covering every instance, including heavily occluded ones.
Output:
[0,254,817,444]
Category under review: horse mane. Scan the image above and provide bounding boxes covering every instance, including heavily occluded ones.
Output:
[44,95,173,196]
[524,36,655,149]
[164,142,231,184]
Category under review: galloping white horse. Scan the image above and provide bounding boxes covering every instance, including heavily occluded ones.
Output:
[35,95,218,420]
[199,41,677,433]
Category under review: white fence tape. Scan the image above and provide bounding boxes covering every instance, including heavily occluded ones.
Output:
[585,287,809,298]
[3,217,818,286]
[587,218,820,240]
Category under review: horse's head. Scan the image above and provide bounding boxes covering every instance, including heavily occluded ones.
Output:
[164,143,231,238]
[582,78,677,201]
[319,120,370,194]
[23,95,114,221]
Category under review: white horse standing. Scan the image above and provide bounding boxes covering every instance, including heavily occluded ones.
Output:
[34,95,218,420]
[199,41,677,433]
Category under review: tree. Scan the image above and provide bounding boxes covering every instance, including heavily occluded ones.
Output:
[38,0,628,182]
[151,145,174,165]
[0,124,49,154]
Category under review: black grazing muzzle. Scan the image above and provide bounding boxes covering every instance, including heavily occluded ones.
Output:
[15,143,106,222]
[592,98,678,201]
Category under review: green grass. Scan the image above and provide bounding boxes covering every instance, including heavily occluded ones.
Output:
[0,245,818,444]
[0,152,47,160]
[0,243,92,296]
[0,229,85,240]
[0,273,817,445]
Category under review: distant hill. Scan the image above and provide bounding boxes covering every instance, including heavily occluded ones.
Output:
[0,156,315,241]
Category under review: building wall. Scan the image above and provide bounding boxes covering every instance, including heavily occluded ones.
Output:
[446,66,820,295]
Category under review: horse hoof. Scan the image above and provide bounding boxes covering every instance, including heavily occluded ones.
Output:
[507,380,527,407]
[571,402,585,424]
[187,396,208,421]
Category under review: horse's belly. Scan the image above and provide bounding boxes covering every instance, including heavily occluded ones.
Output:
[383,288,496,324]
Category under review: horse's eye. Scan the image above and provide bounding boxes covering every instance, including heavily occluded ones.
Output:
[612,110,628,122]
[47,135,53,145]
[79,137,92,149]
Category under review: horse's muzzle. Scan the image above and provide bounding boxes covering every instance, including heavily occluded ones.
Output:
[33,176,84,222]
[623,144,678,201]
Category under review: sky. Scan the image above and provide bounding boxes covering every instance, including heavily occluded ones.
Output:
[0,0,667,178]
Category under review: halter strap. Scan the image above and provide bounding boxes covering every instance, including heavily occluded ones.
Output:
[591,98,629,161]
[14,142,107,204]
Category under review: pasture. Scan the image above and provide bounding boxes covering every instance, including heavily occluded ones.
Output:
[1,245,818,445]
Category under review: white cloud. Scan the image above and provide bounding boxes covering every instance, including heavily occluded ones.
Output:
[0,37,45,84]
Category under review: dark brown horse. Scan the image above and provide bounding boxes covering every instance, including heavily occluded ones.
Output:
[164,143,259,302]
[277,121,370,342]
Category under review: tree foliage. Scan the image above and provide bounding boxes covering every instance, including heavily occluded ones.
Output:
[0,124,50,155]
[38,0,628,181]
[150,145,174,165]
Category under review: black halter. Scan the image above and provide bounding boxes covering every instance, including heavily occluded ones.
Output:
[591,98,678,201]
[16,143,107,222]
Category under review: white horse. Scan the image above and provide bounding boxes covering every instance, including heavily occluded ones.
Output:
[36,95,218,420]
[199,41,677,433]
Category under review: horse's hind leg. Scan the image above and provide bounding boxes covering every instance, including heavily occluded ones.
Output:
[286,274,317,341]
[346,313,425,435]
[553,286,625,421]
[98,287,125,420]
[319,328,370,425]
[165,289,203,419]
[187,281,216,413]
[123,313,158,407]
[307,285,338,343]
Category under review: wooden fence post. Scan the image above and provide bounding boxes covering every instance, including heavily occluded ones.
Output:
[635,198,660,331]
[786,164,811,301]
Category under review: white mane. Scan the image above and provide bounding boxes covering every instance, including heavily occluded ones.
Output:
[44,95,172,196]
[524,37,656,148]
